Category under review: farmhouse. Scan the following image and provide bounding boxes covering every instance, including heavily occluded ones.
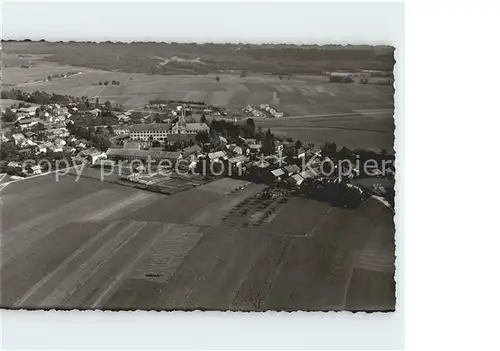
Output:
[181,144,202,157]
[129,123,171,141]
[290,173,305,186]
[30,165,42,174]
[84,149,107,165]
[271,168,285,179]
[18,117,42,129]
[284,164,301,175]
[208,151,227,161]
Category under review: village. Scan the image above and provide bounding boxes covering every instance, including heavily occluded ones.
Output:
[0,89,395,210]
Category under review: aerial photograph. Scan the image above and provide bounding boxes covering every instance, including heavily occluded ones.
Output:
[0,9,396,311]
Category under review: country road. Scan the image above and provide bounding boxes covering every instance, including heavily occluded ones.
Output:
[13,71,89,87]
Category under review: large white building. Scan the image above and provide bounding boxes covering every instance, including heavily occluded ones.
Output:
[129,123,171,141]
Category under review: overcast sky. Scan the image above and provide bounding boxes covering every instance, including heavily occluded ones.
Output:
[2,1,404,44]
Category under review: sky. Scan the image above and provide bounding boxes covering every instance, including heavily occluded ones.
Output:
[2,1,404,44]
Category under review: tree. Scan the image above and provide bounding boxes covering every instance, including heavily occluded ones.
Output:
[153,114,163,123]
[215,76,220,82]
[278,75,283,80]
[196,131,210,144]
[322,141,337,156]
[256,125,264,141]
[0,142,18,161]
[200,114,207,124]
[295,140,303,149]
[2,108,17,122]
[104,81,109,85]
[263,128,274,154]
[104,101,112,111]
[245,118,255,138]
[47,75,52,81]
[98,81,102,85]
[95,97,100,108]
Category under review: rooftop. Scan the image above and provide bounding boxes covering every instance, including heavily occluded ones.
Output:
[130,123,171,132]
[19,118,42,125]
[208,151,226,160]
[185,123,209,132]
[271,168,285,177]
[182,144,202,155]
[284,164,301,174]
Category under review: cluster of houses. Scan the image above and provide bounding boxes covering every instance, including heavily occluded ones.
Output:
[242,105,266,118]
[0,102,107,176]
[2,103,76,154]
[259,104,284,118]
[242,104,284,118]
[2,95,394,211]
[101,132,349,190]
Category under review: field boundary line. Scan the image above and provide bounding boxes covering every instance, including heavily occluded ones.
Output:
[90,223,175,308]
[260,238,293,308]
[39,221,147,307]
[306,207,334,238]
[13,221,123,307]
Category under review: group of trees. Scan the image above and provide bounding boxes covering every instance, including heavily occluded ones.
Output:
[1,89,73,106]
[328,75,354,84]
[97,80,120,85]
[1,108,17,123]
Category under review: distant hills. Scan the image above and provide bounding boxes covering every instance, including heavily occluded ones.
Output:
[2,40,395,76]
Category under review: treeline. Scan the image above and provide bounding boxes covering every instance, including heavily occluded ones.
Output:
[1,89,73,105]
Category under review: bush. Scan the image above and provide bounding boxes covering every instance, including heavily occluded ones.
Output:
[103,81,109,85]
[98,81,102,85]
[2,108,17,122]
[329,75,354,84]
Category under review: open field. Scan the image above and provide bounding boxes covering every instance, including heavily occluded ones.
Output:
[257,109,395,150]
[3,63,393,114]
[2,44,394,149]
[1,174,395,311]
[3,62,394,149]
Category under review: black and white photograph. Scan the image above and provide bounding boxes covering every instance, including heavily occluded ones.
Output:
[1,2,398,314]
